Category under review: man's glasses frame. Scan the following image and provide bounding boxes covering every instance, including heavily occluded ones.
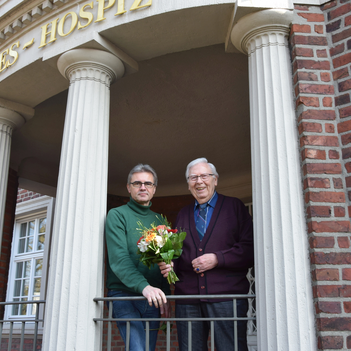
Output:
[129,181,155,189]
[187,173,215,182]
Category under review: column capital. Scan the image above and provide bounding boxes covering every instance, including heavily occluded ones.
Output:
[231,8,293,54]
[0,107,25,130]
[57,48,125,83]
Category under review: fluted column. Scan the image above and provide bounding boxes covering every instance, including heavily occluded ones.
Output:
[232,9,317,351]
[42,49,125,351]
[0,108,25,249]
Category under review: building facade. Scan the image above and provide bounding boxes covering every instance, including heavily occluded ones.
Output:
[1,0,351,350]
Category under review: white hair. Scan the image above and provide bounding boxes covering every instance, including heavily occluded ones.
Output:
[185,158,219,182]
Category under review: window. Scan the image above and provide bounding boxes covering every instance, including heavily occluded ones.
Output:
[5,196,55,322]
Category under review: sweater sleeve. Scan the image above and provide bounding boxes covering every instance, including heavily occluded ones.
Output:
[105,208,149,294]
[214,199,254,270]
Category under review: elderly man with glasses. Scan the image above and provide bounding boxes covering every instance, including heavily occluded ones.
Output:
[159,157,254,351]
[105,164,170,351]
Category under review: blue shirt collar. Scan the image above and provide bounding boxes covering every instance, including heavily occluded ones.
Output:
[194,191,218,209]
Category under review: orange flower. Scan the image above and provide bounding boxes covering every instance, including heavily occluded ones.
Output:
[145,232,156,243]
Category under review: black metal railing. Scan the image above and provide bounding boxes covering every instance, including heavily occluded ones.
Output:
[0,300,45,351]
[94,294,256,351]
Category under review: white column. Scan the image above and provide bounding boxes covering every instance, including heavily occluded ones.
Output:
[232,9,317,351]
[0,108,25,248]
[42,48,125,351]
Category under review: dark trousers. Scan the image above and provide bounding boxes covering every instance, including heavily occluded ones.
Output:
[175,299,248,351]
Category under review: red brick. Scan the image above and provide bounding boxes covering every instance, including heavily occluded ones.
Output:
[333,67,349,80]
[340,105,351,118]
[334,53,351,69]
[343,268,351,280]
[335,94,350,106]
[339,79,351,92]
[318,317,351,331]
[338,236,350,248]
[329,150,339,159]
[321,1,337,11]
[316,301,341,314]
[296,96,319,107]
[299,122,322,134]
[298,13,325,22]
[305,191,345,203]
[294,5,309,10]
[295,59,330,70]
[293,47,314,60]
[298,109,335,121]
[344,301,351,313]
[296,71,318,81]
[327,19,342,33]
[333,28,351,44]
[321,72,331,82]
[334,206,345,217]
[309,236,334,248]
[346,15,351,27]
[341,133,351,145]
[292,35,328,46]
[345,148,351,159]
[315,25,324,34]
[328,2,351,21]
[317,49,327,58]
[325,123,335,133]
[345,162,351,172]
[291,24,311,33]
[300,135,339,147]
[338,119,351,133]
[314,284,341,297]
[302,149,325,160]
[312,252,351,265]
[310,220,351,233]
[304,177,330,189]
[318,336,343,349]
[307,205,331,217]
[297,84,334,95]
[330,43,344,57]
[348,335,351,349]
[323,97,333,107]
[304,163,342,175]
[315,268,340,281]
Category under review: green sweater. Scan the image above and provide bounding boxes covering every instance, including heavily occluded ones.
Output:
[105,197,170,295]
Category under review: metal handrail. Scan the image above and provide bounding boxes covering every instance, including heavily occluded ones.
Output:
[94,294,256,351]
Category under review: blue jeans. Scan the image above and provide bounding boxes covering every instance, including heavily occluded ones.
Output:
[175,299,248,351]
[107,290,160,351]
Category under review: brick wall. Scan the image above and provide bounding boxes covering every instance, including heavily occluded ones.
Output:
[0,169,18,318]
[16,188,43,203]
[291,1,351,349]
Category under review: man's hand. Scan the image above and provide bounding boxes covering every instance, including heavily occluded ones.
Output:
[142,285,167,310]
[192,253,218,273]
[157,261,173,278]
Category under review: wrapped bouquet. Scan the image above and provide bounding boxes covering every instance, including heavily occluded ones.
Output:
[137,216,186,284]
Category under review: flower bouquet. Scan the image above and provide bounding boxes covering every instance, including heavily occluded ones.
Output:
[137,216,186,284]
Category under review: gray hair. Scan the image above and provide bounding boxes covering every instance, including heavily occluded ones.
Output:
[185,158,219,182]
[127,164,158,186]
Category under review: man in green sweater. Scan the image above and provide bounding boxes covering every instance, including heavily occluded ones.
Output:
[105,164,170,351]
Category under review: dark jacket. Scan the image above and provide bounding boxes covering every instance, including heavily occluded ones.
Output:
[174,194,254,303]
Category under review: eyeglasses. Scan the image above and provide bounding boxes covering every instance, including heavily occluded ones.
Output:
[188,173,214,182]
[130,181,155,189]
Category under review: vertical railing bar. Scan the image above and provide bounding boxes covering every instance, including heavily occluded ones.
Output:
[233,298,238,351]
[7,321,13,351]
[107,301,112,351]
[20,321,25,351]
[188,321,192,351]
[210,320,214,351]
[145,321,149,351]
[126,321,130,351]
[0,321,3,349]
[166,321,170,351]
[33,302,39,351]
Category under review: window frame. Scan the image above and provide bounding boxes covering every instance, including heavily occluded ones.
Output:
[4,195,55,330]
